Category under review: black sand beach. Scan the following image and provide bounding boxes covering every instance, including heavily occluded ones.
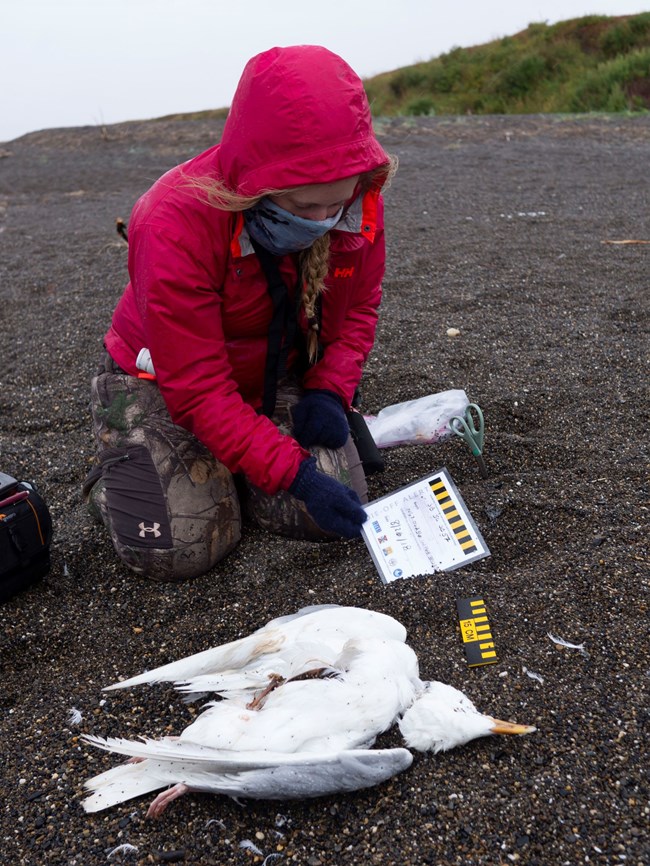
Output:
[0,113,648,865]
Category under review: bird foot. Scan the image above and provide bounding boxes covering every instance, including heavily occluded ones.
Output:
[246,673,285,710]
[246,666,338,710]
[146,783,191,818]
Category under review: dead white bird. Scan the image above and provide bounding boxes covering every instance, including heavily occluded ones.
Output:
[82,606,535,816]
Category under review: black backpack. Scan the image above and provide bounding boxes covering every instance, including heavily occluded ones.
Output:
[0,472,53,602]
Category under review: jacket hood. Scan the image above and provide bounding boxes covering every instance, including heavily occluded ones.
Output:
[219,45,389,196]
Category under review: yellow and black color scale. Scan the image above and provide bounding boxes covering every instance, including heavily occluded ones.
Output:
[456,596,498,667]
[429,477,477,555]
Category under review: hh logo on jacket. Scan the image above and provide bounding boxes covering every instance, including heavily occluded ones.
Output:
[333,266,355,278]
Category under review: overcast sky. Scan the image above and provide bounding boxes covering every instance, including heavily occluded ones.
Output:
[2,1,648,142]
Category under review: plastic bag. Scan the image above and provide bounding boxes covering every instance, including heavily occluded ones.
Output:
[364,390,469,448]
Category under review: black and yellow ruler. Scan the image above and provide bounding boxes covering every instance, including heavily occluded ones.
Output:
[429,476,478,555]
[456,596,498,666]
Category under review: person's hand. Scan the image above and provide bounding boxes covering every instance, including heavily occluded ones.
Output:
[291,390,349,449]
[289,458,367,538]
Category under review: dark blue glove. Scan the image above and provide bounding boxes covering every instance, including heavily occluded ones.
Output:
[289,458,367,539]
[292,389,349,449]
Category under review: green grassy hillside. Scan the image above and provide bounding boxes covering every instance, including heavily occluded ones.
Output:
[363,13,650,115]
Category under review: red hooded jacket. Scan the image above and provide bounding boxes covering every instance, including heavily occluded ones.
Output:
[104,46,390,495]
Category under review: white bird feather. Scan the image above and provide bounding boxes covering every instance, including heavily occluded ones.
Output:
[83,605,535,816]
[103,605,407,693]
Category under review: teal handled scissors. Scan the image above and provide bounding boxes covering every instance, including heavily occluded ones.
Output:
[449,403,488,478]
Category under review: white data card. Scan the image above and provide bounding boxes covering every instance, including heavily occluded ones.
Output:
[362,467,490,584]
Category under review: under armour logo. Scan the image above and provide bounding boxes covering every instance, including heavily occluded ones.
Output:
[138,522,161,538]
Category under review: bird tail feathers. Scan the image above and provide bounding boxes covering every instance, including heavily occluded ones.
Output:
[82,759,169,813]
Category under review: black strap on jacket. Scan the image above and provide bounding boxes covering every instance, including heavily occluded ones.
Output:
[250,239,299,417]
[249,241,385,474]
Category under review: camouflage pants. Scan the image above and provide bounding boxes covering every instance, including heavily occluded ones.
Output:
[83,354,366,582]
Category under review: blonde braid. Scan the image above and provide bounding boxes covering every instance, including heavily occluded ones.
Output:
[295,156,398,365]
[299,233,331,363]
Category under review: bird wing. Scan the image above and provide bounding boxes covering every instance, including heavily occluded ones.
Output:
[103,606,343,691]
[103,607,406,693]
[81,736,413,812]
[174,639,341,698]
[102,626,288,691]
[191,748,414,800]
[83,734,410,772]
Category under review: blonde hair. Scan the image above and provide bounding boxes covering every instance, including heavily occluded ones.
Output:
[191,154,399,363]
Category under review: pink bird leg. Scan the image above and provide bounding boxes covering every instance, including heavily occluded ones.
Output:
[146,783,192,818]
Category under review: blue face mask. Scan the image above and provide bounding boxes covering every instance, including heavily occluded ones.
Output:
[244,198,343,256]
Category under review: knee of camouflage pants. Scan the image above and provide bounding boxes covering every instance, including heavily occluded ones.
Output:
[242,380,368,541]
[84,362,241,582]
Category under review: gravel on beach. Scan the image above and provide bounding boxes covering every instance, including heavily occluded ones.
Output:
[0,113,648,865]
